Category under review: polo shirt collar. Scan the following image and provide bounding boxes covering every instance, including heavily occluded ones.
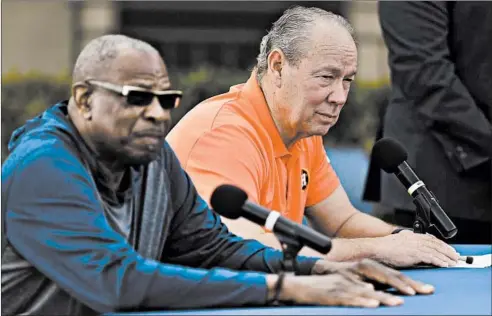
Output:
[242,72,292,157]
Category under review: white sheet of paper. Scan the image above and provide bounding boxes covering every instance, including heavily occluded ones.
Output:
[453,254,492,268]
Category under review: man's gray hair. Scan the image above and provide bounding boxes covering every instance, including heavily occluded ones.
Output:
[72,34,158,83]
[255,6,355,81]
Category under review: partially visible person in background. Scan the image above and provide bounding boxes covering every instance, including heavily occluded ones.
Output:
[365,2,492,244]
[167,6,460,268]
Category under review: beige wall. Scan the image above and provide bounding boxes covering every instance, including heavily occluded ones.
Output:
[348,1,390,87]
[1,0,118,77]
[1,0,388,86]
[2,0,72,76]
[79,1,119,51]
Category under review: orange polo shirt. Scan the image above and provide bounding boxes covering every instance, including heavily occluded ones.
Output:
[167,72,340,224]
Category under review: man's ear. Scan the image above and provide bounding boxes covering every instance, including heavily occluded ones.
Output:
[72,83,93,120]
[267,49,284,88]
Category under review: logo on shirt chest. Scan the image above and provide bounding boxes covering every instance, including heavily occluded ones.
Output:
[301,169,309,190]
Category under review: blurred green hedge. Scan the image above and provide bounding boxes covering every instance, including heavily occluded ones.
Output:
[2,72,72,160]
[1,67,389,162]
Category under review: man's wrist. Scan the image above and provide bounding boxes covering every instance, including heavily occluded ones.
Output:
[324,238,378,262]
[310,259,325,275]
[265,274,294,303]
[297,256,322,275]
[265,274,279,302]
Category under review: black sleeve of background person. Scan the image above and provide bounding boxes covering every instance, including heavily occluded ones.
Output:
[378,1,492,171]
[363,90,390,202]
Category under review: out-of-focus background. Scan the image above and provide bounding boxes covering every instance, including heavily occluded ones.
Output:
[1,0,391,213]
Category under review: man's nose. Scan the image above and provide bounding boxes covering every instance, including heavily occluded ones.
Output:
[143,96,171,123]
[328,80,349,106]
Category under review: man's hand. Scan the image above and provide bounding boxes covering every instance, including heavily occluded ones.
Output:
[268,269,404,308]
[371,230,460,268]
[266,258,435,308]
[311,258,435,296]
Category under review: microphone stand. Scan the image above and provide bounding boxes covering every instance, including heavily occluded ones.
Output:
[273,232,304,275]
[412,193,434,234]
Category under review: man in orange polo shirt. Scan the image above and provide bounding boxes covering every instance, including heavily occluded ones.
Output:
[167,6,459,268]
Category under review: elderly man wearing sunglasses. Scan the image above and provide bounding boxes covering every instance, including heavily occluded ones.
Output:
[2,34,434,316]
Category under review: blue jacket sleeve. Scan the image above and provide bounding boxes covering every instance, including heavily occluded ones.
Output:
[163,142,320,275]
[4,145,271,313]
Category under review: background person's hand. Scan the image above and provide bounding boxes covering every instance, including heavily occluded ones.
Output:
[372,230,460,268]
[311,258,435,296]
[276,272,403,308]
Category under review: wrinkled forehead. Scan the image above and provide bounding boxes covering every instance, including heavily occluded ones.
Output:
[108,49,171,89]
[303,23,358,70]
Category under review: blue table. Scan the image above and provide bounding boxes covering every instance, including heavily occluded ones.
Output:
[107,245,491,316]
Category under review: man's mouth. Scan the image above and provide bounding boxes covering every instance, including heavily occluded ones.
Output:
[137,135,163,143]
[131,131,166,149]
[315,112,337,121]
[134,130,166,138]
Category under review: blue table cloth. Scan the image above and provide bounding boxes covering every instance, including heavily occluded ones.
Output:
[107,244,492,315]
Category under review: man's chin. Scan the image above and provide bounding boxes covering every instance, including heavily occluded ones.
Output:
[312,125,332,137]
[124,148,161,166]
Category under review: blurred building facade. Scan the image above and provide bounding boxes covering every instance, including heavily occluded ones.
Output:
[2,1,385,211]
[2,0,389,86]
[118,1,343,71]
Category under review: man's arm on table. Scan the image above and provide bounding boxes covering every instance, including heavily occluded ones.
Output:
[297,137,458,267]
[301,141,396,260]
[163,142,318,276]
[306,184,459,267]
[3,146,279,312]
[172,124,457,267]
[379,1,492,170]
[162,142,434,304]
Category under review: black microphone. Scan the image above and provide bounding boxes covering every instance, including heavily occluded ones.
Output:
[210,184,332,254]
[372,138,458,239]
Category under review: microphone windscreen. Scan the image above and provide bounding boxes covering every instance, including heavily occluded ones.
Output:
[210,184,248,219]
[372,138,408,173]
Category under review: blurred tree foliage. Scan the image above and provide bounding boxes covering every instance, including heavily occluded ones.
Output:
[1,67,389,162]
[1,71,72,161]
[327,83,390,151]
[169,66,250,130]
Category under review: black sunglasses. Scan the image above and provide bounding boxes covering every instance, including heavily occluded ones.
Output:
[87,80,182,110]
